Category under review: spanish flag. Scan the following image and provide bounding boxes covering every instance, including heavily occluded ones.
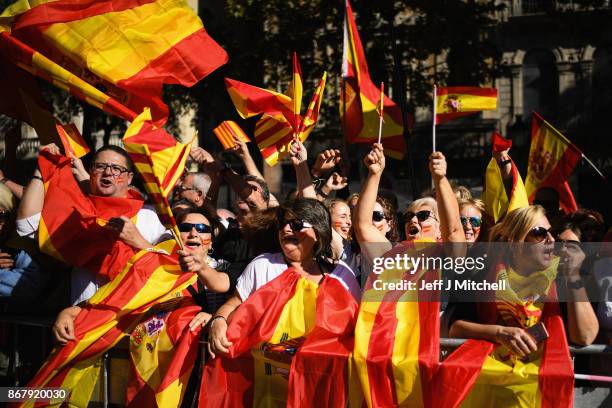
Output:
[1,0,228,123]
[213,120,250,150]
[56,123,90,159]
[482,132,529,223]
[341,0,406,159]
[525,112,582,213]
[352,241,441,407]
[13,240,197,408]
[435,87,498,124]
[126,297,201,407]
[200,268,358,407]
[38,149,142,280]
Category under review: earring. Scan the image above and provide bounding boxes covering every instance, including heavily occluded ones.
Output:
[208,247,214,255]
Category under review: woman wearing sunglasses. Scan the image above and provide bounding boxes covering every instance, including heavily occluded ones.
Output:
[448,205,598,406]
[458,198,486,244]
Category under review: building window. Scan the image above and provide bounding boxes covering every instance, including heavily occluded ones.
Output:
[523,50,559,120]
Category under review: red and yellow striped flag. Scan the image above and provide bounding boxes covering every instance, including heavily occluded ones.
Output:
[288,52,303,132]
[352,241,441,407]
[1,0,227,123]
[123,109,191,240]
[37,150,142,280]
[482,132,529,223]
[526,112,581,213]
[13,240,197,408]
[126,297,201,407]
[56,123,89,159]
[341,0,406,159]
[435,87,498,124]
[213,120,250,150]
[200,269,358,407]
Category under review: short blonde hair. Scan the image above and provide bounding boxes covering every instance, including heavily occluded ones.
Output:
[489,205,546,242]
[458,198,485,215]
[404,197,438,220]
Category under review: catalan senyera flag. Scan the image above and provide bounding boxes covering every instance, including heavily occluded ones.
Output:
[123,108,191,240]
[200,268,358,408]
[435,87,498,124]
[126,297,201,408]
[525,112,582,213]
[13,240,197,408]
[38,149,142,280]
[56,123,90,159]
[341,0,406,159]
[254,72,327,166]
[1,0,228,123]
[352,240,441,407]
[436,262,573,408]
[213,120,250,150]
[289,52,303,131]
[482,132,529,223]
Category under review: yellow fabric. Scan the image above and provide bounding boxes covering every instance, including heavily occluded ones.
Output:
[251,277,318,408]
[40,0,202,83]
[436,92,497,114]
[0,0,55,31]
[482,158,529,223]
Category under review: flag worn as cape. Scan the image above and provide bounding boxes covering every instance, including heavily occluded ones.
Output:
[482,132,529,223]
[341,0,406,159]
[525,112,581,214]
[435,87,498,124]
[13,240,197,408]
[1,0,228,123]
[200,268,358,408]
[38,150,142,280]
[126,296,201,408]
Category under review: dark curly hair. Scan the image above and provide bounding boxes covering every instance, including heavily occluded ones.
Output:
[377,195,399,242]
[175,207,222,242]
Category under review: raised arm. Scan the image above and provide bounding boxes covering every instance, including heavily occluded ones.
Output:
[190,147,222,210]
[289,139,316,199]
[430,152,465,243]
[232,135,265,180]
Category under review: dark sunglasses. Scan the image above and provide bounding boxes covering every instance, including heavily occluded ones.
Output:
[178,223,212,234]
[527,226,553,242]
[405,210,434,222]
[372,211,387,222]
[460,216,482,228]
[277,219,313,232]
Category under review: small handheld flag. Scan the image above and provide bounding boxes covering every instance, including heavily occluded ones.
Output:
[56,123,90,158]
[213,121,250,150]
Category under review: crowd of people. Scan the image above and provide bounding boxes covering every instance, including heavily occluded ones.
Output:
[0,126,610,406]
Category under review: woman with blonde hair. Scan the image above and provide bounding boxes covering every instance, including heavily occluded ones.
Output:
[458,198,485,243]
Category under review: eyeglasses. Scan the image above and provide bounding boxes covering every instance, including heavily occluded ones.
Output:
[372,211,387,222]
[91,162,130,177]
[460,216,482,228]
[527,226,553,242]
[176,185,199,193]
[405,210,435,222]
[278,219,313,232]
[178,223,212,234]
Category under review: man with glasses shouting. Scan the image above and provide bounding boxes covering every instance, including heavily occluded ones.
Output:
[16,144,167,305]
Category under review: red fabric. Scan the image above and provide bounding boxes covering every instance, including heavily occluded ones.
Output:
[39,151,142,279]
[492,131,512,152]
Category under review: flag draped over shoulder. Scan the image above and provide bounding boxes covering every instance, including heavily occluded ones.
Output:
[435,87,498,124]
[352,240,441,407]
[38,150,142,280]
[126,296,201,408]
[123,108,191,239]
[200,268,358,408]
[1,0,228,123]
[13,240,197,408]
[525,112,581,213]
[482,132,529,223]
[341,0,406,159]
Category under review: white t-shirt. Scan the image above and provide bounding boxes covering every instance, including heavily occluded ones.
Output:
[16,206,167,304]
[236,252,361,302]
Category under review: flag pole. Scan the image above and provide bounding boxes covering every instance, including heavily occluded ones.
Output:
[377,82,384,145]
[581,153,606,180]
[432,84,437,152]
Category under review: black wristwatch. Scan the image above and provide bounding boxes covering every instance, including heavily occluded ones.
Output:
[498,158,512,167]
[567,278,584,290]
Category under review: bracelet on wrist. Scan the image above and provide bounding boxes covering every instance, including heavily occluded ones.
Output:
[209,315,227,326]
[31,175,43,182]
[497,158,512,167]
[317,187,329,199]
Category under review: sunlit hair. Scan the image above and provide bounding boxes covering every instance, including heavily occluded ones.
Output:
[404,197,439,221]
[347,193,359,205]
[377,196,399,242]
[241,207,281,254]
[458,198,485,215]
[453,185,472,200]
[327,198,348,212]
[488,205,546,242]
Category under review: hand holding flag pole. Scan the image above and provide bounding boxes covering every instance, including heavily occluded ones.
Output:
[377,82,385,145]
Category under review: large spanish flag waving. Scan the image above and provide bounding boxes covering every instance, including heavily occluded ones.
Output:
[1,0,228,123]
[38,149,142,280]
[200,268,358,407]
[352,240,442,407]
[341,0,406,159]
[482,132,529,223]
[435,87,498,124]
[13,240,197,408]
[525,112,582,213]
